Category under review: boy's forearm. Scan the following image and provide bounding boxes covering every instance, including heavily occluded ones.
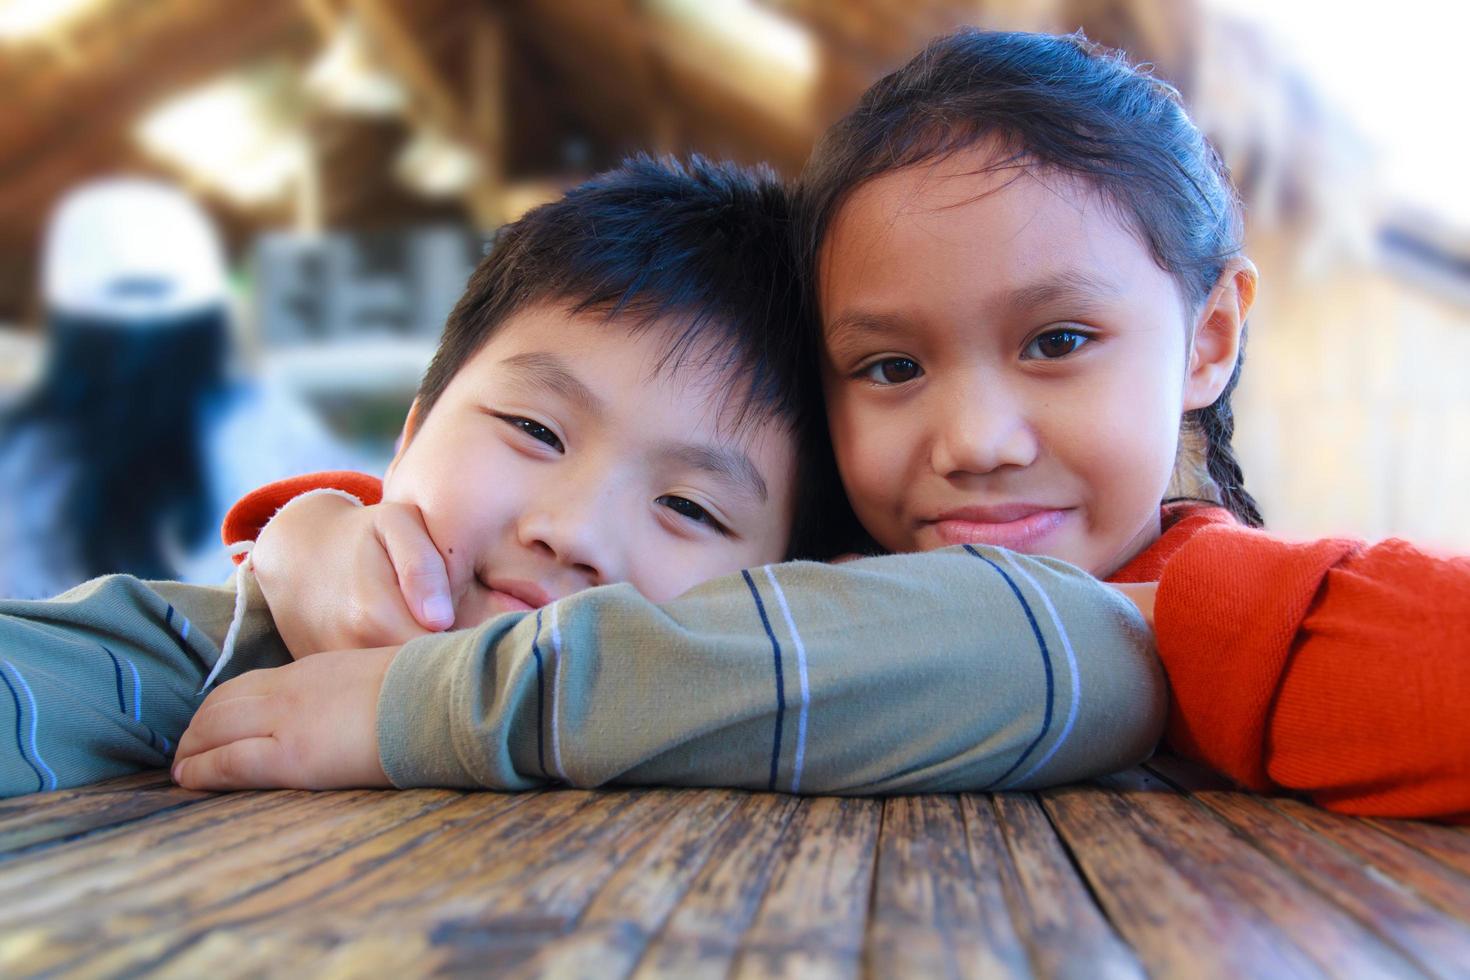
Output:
[0,574,290,797]
[377,546,1165,795]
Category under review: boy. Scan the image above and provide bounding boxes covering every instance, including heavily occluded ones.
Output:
[3,157,1161,798]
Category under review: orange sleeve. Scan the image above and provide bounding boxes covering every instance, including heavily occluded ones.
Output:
[1154,525,1470,822]
[220,471,384,560]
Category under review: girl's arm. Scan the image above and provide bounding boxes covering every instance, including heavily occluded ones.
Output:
[1154,526,1470,822]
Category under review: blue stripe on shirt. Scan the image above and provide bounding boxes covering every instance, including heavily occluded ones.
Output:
[104,645,126,714]
[530,608,548,780]
[1,661,55,792]
[1,661,45,793]
[125,658,142,723]
[963,546,1055,791]
[742,569,785,793]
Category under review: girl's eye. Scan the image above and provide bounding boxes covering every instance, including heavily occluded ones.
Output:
[500,415,564,452]
[1025,330,1090,359]
[860,357,924,385]
[657,494,730,536]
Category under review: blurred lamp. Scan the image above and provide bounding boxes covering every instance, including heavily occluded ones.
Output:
[644,0,818,127]
[0,0,103,43]
[395,128,481,198]
[135,69,307,207]
[304,14,408,116]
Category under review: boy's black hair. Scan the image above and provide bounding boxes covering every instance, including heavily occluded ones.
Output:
[796,29,1263,527]
[417,154,848,559]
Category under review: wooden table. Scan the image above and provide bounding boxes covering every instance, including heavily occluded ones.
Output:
[2,757,1468,978]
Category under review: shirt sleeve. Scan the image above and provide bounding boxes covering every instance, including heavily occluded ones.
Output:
[0,574,290,797]
[377,545,1166,795]
[220,471,384,559]
[1154,525,1470,822]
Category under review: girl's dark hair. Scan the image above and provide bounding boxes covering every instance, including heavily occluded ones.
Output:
[0,309,229,580]
[796,28,1264,527]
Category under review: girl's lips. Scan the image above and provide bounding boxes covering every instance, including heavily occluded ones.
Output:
[925,507,1070,551]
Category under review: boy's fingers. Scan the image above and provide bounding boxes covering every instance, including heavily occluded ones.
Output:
[176,693,276,760]
[376,504,454,631]
[173,738,290,790]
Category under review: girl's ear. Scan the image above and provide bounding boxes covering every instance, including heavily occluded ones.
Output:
[1183,257,1258,411]
[384,397,423,482]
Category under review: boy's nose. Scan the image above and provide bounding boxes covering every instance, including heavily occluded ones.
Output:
[929,382,1038,478]
[514,494,616,587]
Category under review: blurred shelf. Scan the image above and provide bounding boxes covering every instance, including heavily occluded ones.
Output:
[259,338,436,399]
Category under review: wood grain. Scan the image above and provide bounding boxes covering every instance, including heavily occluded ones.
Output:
[2,767,1469,979]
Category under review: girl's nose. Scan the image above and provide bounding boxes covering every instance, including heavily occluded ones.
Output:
[929,381,1039,478]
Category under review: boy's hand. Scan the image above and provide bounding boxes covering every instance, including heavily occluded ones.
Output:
[253,495,454,659]
[172,647,397,790]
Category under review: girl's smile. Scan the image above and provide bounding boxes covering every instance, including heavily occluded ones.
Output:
[923,504,1073,552]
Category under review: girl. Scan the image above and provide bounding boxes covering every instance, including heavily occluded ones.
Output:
[794,28,1468,820]
[199,31,1468,821]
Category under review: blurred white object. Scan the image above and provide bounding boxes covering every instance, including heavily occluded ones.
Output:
[395,128,481,198]
[135,66,308,208]
[306,14,409,116]
[0,0,101,43]
[42,177,228,320]
[0,329,41,400]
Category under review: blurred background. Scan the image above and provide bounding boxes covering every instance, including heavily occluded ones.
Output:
[0,0,1466,596]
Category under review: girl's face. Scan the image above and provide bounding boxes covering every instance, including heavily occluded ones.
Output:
[819,146,1246,577]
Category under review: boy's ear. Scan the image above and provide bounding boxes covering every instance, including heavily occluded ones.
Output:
[1183,257,1257,411]
[384,397,423,482]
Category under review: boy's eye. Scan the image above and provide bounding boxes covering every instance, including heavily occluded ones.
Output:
[500,415,564,452]
[657,494,729,535]
[1025,330,1090,359]
[860,357,923,385]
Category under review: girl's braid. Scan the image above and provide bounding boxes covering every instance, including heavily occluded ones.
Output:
[1186,335,1264,527]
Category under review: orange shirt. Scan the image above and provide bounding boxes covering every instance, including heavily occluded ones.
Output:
[227,478,1470,821]
[1113,504,1470,823]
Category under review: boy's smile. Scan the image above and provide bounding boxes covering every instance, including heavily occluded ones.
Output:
[381,303,798,621]
[817,144,1238,577]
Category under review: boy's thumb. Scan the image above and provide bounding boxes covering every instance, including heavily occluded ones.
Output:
[378,504,455,631]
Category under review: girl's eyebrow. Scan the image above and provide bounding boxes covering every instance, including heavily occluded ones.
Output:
[824,310,909,346]
[999,270,1119,313]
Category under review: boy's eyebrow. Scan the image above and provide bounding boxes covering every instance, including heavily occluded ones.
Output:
[657,442,769,504]
[498,351,605,414]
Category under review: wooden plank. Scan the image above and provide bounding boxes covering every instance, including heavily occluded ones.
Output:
[1272,800,1470,928]
[109,789,681,975]
[114,789,698,976]
[0,771,213,856]
[1045,769,1407,978]
[476,789,749,977]
[730,796,881,979]
[0,791,306,915]
[1147,757,1470,977]
[0,788,465,976]
[1368,817,1470,880]
[865,794,1030,978]
[633,793,803,979]
[985,793,1144,979]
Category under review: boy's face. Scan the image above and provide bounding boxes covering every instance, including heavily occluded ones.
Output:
[383,303,797,623]
[818,147,1201,578]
